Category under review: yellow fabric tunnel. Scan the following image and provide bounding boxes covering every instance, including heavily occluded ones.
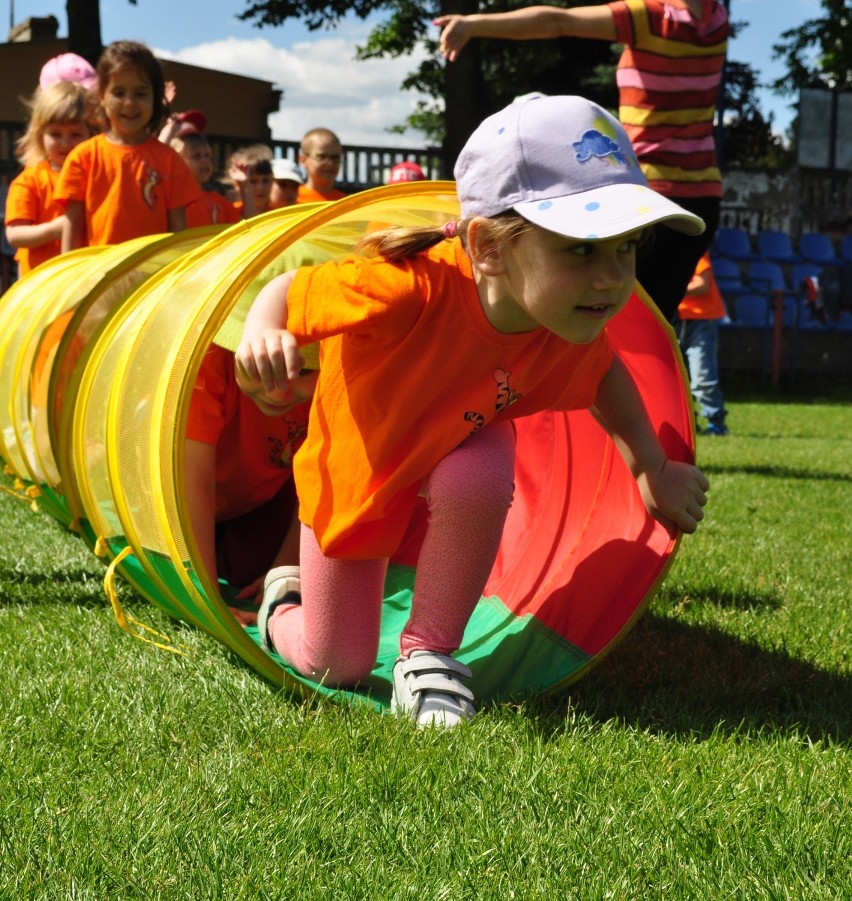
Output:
[0,182,696,707]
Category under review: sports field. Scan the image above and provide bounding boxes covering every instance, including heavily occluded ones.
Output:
[1,387,849,899]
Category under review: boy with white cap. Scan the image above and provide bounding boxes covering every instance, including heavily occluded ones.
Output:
[269,157,304,209]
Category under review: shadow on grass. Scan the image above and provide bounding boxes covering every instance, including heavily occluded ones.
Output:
[659,584,783,612]
[531,614,851,745]
[703,463,851,483]
[723,379,852,404]
[0,566,107,607]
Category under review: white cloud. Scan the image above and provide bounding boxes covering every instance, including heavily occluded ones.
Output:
[156,34,432,148]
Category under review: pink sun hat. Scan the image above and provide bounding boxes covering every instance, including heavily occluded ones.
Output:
[39,53,98,92]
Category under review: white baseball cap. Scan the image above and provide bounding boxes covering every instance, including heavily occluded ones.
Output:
[271,157,304,184]
[455,95,705,240]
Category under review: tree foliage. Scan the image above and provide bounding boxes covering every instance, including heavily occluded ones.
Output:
[771,0,852,94]
[721,60,793,172]
[239,0,618,163]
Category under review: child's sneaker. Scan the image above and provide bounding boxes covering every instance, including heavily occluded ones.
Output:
[704,422,729,436]
[391,650,475,728]
[257,566,301,653]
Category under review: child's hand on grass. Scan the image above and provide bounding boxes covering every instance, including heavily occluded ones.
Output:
[637,460,709,534]
[228,605,258,627]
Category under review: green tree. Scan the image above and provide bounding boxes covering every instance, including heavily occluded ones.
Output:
[721,60,793,172]
[239,0,617,164]
[771,0,852,94]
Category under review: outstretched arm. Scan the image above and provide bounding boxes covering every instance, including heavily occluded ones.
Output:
[229,161,258,219]
[435,4,616,62]
[591,355,709,534]
[5,215,66,249]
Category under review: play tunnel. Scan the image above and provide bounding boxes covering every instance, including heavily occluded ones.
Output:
[0,182,695,705]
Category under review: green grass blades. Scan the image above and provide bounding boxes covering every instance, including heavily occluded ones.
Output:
[0,388,849,899]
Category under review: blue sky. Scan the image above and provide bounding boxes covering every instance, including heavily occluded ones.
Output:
[9,0,822,146]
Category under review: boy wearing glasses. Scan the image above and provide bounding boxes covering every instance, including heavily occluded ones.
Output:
[297,128,347,203]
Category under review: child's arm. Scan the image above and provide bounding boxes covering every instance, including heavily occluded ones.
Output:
[435,5,616,62]
[591,355,709,533]
[167,206,187,233]
[228,161,257,219]
[685,267,711,296]
[235,270,305,408]
[5,216,66,249]
[184,437,257,626]
[61,200,86,251]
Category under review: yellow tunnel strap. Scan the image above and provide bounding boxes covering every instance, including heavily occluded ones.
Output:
[102,544,188,656]
[0,480,40,512]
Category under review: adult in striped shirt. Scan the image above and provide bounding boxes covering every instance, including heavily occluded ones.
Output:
[436,0,731,321]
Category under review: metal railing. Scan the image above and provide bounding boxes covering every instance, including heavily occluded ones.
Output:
[0,122,446,191]
[206,135,447,193]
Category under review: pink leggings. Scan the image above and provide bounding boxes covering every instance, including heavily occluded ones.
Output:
[267,421,516,686]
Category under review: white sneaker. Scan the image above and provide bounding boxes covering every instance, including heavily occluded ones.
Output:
[391,650,475,728]
[257,566,301,653]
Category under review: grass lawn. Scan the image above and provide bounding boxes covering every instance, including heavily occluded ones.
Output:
[1,387,849,899]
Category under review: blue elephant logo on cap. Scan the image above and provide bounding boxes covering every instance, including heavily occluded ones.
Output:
[572,129,629,166]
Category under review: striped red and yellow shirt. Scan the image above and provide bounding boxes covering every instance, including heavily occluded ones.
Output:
[609,0,731,199]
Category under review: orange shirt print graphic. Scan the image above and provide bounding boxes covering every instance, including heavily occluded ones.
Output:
[142,164,162,210]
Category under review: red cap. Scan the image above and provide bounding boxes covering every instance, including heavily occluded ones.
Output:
[388,161,426,183]
[177,109,207,134]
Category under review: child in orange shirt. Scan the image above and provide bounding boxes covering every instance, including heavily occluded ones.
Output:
[57,41,201,249]
[675,252,729,435]
[227,144,274,218]
[185,342,315,625]
[5,81,94,275]
[269,157,304,210]
[236,95,711,727]
[169,132,241,229]
[297,128,347,203]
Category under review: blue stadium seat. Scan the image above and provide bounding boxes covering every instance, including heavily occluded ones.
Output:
[840,235,852,262]
[834,309,852,330]
[757,229,800,264]
[746,260,789,294]
[713,227,759,261]
[792,262,823,286]
[711,256,747,297]
[733,293,769,327]
[798,232,842,266]
[780,296,799,328]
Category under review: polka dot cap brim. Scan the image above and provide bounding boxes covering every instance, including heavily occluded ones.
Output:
[455,95,705,240]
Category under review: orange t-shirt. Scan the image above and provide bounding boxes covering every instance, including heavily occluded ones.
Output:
[677,253,727,320]
[297,184,346,203]
[185,189,241,229]
[286,239,614,559]
[186,343,309,521]
[4,160,64,274]
[55,134,202,245]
